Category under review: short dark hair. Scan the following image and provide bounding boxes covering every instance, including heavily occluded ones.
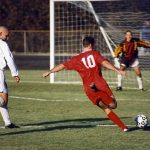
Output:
[125,30,132,35]
[83,36,95,48]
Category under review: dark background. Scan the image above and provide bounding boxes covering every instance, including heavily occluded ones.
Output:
[0,0,150,70]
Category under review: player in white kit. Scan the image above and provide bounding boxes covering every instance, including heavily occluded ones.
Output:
[0,26,20,128]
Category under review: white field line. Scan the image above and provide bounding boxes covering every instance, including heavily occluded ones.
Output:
[10,96,85,102]
[7,79,150,84]
[10,96,150,102]
[0,124,149,129]
[7,80,50,84]
[6,80,150,91]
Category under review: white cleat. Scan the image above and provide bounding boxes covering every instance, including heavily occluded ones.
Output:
[123,128,129,132]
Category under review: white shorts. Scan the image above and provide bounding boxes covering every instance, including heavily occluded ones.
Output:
[0,70,8,93]
[121,59,139,68]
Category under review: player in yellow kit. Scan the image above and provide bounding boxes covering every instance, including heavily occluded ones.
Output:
[114,30,150,91]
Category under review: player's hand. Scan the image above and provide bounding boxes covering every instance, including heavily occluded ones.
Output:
[14,76,20,83]
[43,71,50,78]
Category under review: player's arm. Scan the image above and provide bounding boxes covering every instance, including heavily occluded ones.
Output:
[1,41,20,83]
[113,45,123,68]
[43,64,65,78]
[137,40,150,48]
[101,60,125,76]
[114,45,122,58]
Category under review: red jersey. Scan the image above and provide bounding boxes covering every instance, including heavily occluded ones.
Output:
[63,50,107,90]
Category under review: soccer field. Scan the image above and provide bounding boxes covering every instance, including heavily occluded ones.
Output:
[0,70,150,150]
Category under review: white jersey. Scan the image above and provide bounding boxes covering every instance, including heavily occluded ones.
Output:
[0,39,18,76]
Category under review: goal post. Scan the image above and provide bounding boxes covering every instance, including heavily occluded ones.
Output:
[50,0,150,88]
[50,0,55,83]
[86,1,116,57]
[50,0,118,84]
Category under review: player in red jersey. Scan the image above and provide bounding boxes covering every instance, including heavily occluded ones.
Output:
[43,36,128,132]
[114,30,150,91]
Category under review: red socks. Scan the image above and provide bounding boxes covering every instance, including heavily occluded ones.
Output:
[107,111,127,130]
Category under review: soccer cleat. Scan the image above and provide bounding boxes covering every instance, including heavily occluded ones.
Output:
[5,123,20,129]
[140,88,146,91]
[116,86,122,91]
[123,128,129,132]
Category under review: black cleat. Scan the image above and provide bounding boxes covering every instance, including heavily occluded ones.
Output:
[116,86,122,91]
[140,88,146,91]
[5,123,20,129]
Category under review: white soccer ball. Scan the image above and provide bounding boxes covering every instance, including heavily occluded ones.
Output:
[135,114,148,128]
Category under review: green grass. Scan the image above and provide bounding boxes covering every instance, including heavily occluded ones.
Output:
[0,70,150,150]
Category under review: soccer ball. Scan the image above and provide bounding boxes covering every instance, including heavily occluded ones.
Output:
[135,114,148,128]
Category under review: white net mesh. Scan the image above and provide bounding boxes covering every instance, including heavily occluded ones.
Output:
[52,0,150,88]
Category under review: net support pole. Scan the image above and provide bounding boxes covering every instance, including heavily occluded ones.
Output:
[87,0,115,58]
[50,0,55,83]
[99,26,115,57]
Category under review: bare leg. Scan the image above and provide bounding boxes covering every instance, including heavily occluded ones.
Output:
[97,99,127,130]
[0,92,8,105]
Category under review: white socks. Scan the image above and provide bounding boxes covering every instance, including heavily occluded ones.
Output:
[117,74,123,87]
[0,106,11,126]
[137,76,143,90]
[118,75,143,90]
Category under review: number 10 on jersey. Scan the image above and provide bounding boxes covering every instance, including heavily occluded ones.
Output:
[81,55,96,69]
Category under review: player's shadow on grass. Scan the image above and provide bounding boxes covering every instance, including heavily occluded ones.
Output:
[21,118,109,126]
[128,126,140,131]
[0,124,95,136]
[128,126,150,132]
[21,117,129,126]
[143,126,150,131]
[0,117,131,136]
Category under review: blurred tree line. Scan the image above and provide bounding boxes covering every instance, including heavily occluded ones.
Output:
[0,0,49,30]
[0,0,149,30]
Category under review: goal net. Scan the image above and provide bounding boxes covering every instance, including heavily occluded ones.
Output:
[50,0,150,89]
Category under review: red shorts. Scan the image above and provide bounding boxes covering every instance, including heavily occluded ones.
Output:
[85,85,114,105]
